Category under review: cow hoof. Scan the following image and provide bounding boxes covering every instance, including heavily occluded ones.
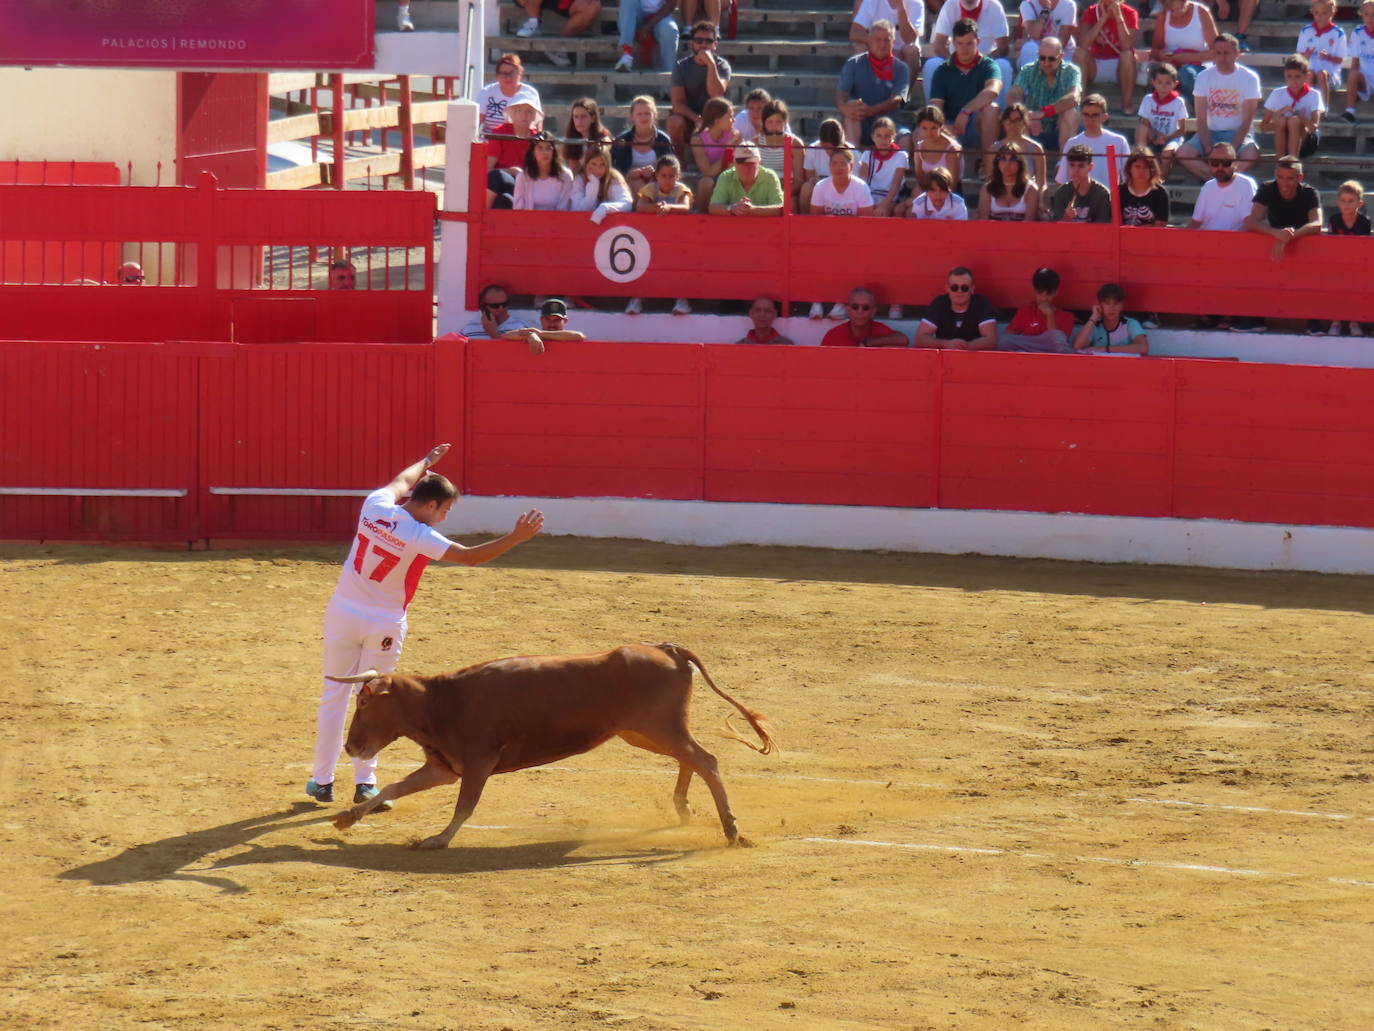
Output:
[333,809,360,830]
[728,834,755,849]
[412,835,450,850]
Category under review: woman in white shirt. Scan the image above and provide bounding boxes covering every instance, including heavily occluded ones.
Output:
[566,144,634,220]
[909,166,969,220]
[512,133,574,211]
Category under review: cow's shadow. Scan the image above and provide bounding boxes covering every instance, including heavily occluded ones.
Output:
[59,804,700,894]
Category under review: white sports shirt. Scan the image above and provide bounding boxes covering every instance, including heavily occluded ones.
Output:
[332,488,454,616]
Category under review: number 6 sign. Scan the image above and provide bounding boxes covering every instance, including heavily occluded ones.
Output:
[593,226,651,284]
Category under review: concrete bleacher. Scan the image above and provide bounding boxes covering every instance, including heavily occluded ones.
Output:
[489,0,1374,190]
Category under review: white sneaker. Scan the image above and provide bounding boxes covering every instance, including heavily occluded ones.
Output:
[397,5,415,31]
[624,296,643,314]
[1352,322,1366,337]
[614,52,633,72]
[516,16,539,37]
[671,298,691,315]
[808,302,824,319]
[1327,321,1342,336]
[547,49,572,67]
[888,304,903,320]
[827,302,847,320]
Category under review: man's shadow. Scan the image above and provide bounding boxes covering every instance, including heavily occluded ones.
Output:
[59,803,697,894]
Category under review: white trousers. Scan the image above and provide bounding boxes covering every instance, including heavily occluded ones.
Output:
[312,601,406,785]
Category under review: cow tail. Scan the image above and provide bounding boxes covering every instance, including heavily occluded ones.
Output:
[658,644,778,756]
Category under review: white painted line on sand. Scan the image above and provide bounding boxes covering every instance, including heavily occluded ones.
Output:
[1125,797,1374,823]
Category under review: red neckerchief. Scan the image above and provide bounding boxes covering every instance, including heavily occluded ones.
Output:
[1288,82,1313,104]
[868,52,895,81]
[746,328,782,344]
[869,147,901,175]
[961,0,985,24]
[1149,90,1179,116]
[952,53,980,71]
[1311,20,1336,37]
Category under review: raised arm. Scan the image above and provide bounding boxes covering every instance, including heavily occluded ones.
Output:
[384,444,450,500]
[440,510,545,565]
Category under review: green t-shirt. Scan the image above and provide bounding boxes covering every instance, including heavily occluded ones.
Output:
[1089,316,1146,350]
[710,166,784,208]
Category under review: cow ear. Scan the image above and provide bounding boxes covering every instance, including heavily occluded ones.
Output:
[368,677,389,696]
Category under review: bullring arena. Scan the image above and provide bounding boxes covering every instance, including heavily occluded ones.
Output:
[4,534,1372,1030]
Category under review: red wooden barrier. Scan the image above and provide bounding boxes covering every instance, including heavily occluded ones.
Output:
[0,161,123,286]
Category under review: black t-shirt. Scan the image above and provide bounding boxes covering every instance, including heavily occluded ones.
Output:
[1047,181,1113,223]
[1328,210,1372,236]
[1119,182,1170,227]
[922,293,998,340]
[1254,180,1321,230]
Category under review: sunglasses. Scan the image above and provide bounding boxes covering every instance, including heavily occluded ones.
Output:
[1209,159,1234,168]
[848,303,874,310]
[1038,56,1060,63]
[485,299,509,308]
[948,283,971,292]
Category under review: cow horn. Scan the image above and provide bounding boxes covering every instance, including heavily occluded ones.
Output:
[325,669,381,684]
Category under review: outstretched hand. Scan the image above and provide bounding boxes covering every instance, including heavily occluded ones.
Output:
[427,443,451,466]
[512,509,545,542]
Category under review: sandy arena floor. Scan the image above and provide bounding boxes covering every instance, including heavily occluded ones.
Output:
[2,536,1371,1030]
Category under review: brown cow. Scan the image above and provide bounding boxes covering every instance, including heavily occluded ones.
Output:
[327,643,776,849]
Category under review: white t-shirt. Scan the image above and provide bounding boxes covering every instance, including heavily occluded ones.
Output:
[909,191,969,219]
[1054,128,1130,185]
[854,0,925,40]
[860,147,911,202]
[810,176,874,215]
[934,0,1010,51]
[1194,63,1263,134]
[332,489,454,617]
[1263,84,1326,120]
[1296,22,1348,76]
[1351,25,1374,79]
[477,81,541,133]
[804,142,835,178]
[1190,173,1258,232]
[1137,91,1189,137]
[1018,0,1077,52]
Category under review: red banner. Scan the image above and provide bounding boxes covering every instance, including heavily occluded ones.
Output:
[0,0,374,70]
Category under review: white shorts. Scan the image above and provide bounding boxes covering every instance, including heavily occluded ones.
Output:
[1315,64,1343,89]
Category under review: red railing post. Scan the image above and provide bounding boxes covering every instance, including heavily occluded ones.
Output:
[331,73,346,190]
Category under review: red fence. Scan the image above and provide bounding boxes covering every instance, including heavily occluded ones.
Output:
[0,173,436,342]
[4,337,1374,542]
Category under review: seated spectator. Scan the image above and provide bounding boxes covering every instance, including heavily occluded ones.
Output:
[914,266,999,350]
[462,283,535,339]
[736,297,796,345]
[117,261,146,285]
[486,98,541,208]
[1186,142,1259,331]
[1119,145,1171,226]
[1015,0,1078,72]
[1054,93,1129,185]
[512,132,574,211]
[859,116,909,217]
[1261,55,1325,161]
[709,142,785,218]
[1341,0,1374,124]
[809,146,875,216]
[821,287,909,346]
[1135,62,1188,179]
[1073,282,1149,353]
[568,144,634,222]
[1326,180,1372,335]
[513,0,603,68]
[1298,0,1347,111]
[1007,38,1082,154]
[927,18,1003,179]
[978,141,1042,220]
[632,155,694,315]
[1149,0,1217,101]
[836,20,910,147]
[612,95,676,194]
[1243,155,1322,263]
[1077,0,1140,113]
[667,22,732,159]
[734,89,771,143]
[1000,266,1076,352]
[680,0,720,36]
[909,105,963,197]
[615,0,678,72]
[1175,34,1261,180]
[910,166,970,219]
[997,103,1049,187]
[852,0,925,83]
[1046,143,1112,221]
[478,55,541,134]
[327,259,356,290]
[800,119,848,213]
[759,99,807,200]
[690,97,741,212]
[501,297,588,356]
[925,0,1014,96]
[396,1,415,31]
[562,98,614,176]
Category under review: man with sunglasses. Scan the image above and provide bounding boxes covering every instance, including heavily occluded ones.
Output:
[1187,142,1260,330]
[461,283,535,340]
[915,267,999,350]
[666,21,732,158]
[821,287,908,347]
[1007,38,1082,152]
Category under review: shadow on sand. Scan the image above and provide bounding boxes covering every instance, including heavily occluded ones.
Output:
[59,803,699,894]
